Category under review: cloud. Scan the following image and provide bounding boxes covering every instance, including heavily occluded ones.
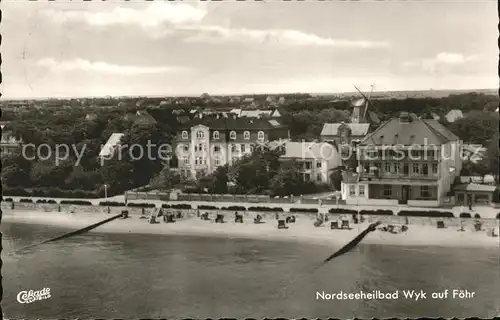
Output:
[36,58,191,75]
[183,26,389,48]
[403,52,479,72]
[42,2,207,29]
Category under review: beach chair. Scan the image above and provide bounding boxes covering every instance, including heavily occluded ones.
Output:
[353,216,359,224]
[286,216,296,224]
[121,210,129,219]
[235,214,243,223]
[313,219,323,227]
[275,213,280,220]
[254,214,264,224]
[149,215,157,224]
[401,225,408,232]
[330,221,339,229]
[201,212,209,220]
[324,214,329,222]
[474,220,482,231]
[215,214,224,223]
[176,211,183,219]
[387,225,396,233]
[167,214,175,223]
[277,220,288,229]
[436,221,445,229]
[341,220,350,230]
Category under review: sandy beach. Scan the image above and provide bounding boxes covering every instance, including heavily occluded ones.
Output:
[2,209,499,249]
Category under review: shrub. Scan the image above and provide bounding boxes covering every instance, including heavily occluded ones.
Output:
[127,202,156,208]
[459,213,472,218]
[2,186,31,197]
[221,206,246,211]
[99,201,126,207]
[171,204,191,209]
[496,213,500,219]
[162,204,171,209]
[4,198,13,202]
[60,200,92,206]
[36,199,57,204]
[398,210,454,218]
[473,213,481,219]
[198,205,219,210]
[329,208,357,214]
[19,198,33,203]
[289,208,318,213]
[359,210,394,216]
[248,206,284,212]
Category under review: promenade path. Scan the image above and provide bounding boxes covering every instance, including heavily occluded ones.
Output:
[5,195,499,219]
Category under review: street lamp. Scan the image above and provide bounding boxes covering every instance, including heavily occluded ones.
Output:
[104,184,109,214]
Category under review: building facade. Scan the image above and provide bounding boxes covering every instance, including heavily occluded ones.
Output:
[352,112,462,207]
[174,117,290,179]
[280,142,342,184]
[1,124,23,155]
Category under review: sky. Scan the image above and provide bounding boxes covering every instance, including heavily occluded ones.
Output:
[1,0,498,99]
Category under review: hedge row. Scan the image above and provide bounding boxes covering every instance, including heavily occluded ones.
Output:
[20,198,33,203]
[161,204,192,209]
[222,206,246,211]
[36,199,58,204]
[4,198,13,202]
[127,203,156,208]
[198,205,218,210]
[329,208,358,214]
[289,208,318,213]
[99,201,126,207]
[60,200,93,206]
[497,213,500,219]
[3,186,101,198]
[398,210,454,218]
[359,210,394,216]
[248,206,284,212]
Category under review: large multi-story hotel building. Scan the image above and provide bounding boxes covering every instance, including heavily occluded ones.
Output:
[344,112,462,207]
[174,116,289,179]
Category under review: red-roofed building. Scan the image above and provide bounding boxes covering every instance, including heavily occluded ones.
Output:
[354,112,462,207]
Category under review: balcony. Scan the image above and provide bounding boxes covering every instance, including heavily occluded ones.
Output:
[360,171,438,181]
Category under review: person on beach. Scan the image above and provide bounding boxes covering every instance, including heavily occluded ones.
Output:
[468,199,473,211]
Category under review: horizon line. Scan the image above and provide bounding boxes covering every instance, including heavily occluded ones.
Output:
[1,87,497,101]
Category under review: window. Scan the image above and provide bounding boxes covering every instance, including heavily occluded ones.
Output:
[241,144,246,153]
[198,144,203,152]
[384,163,391,173]
[183,145,189,152]
[422,164,429,175]
[214,145,221,153]
[412,163,420,174]
[359,185,365,196]
[215,158,221,166]
[231,144,237,152]
[257,131,265,141]
[316,173,322,182]
[316,161,322,168]
[230,131,237,140]
[197,131,204,139]
[427,150,435,160]
[304,173,311,181]
[194,145,198,152]
[183,156,189,165]
[195,158,198,165]
[181,131,188,139]
[383,185,392,197]
[403,164,409,175]
[432,163,438,174]
[244,131,250,140]
[349,185,356,196]
[420,186,430,198]
[305,162,312,170]
[213,131,220,139]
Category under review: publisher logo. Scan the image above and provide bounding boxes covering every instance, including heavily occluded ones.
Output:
[16,288,51,304]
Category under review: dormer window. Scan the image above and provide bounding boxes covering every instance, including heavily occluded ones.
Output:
[181,131,188,139]
[244,131,250,140]
[197,131,204,139]
[257,131,264,141]
[213,131,220,139]
[230,131,237,140]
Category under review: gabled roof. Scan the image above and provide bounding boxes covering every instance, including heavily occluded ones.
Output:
[321,123,370,136]
[341,171,359,184]
[99,133,124,157]
[180,117,287,130]
[281,142,338,160]
[360,113,459,146]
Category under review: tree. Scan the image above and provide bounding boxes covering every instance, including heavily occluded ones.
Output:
[149,167,180,191]
[269,160,305,196]
[329,169,342,191]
